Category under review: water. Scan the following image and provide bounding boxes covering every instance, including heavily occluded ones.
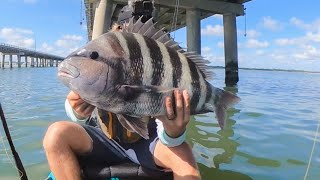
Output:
[0,67,319,180]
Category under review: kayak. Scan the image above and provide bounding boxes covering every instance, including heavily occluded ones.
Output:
[46,162,173,180]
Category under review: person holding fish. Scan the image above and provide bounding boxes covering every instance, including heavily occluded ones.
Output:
[43,1,239,180]
[46,88,199,180]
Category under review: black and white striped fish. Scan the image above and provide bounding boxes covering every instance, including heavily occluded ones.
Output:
[58,17,240,139]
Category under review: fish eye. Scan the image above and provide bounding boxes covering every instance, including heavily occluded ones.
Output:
[90,51,99,60]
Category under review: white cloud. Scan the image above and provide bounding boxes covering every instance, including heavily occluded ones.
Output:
[274,38,296,46]
[201,46,224,66]
[217,41,224,48]
[0,27,85,57]
[292,45,320,61]
[54,35,84,56]
[274,31,320,47]
[245,39,269,48]
[305,32,320,42]
[55,35,83,49]
[0,27,35,48]
[255,50,265,55]
[261,16,282,31]
[201,25,224,36]
[202,46,212,54]
[40,43,54,52]
[245,29,261,38]
[290,17,320,32]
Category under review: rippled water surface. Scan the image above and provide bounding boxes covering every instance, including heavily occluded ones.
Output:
[0,67,319,180]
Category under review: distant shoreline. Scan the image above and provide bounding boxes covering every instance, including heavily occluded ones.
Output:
[211,66,320,74]
[1,64,319,74]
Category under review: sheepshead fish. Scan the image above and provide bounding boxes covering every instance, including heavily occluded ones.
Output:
[58,17,240,139]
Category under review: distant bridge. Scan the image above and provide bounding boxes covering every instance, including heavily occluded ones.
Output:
[0,43,65,68]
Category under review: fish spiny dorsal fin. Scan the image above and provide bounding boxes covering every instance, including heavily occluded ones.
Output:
[124,16,214,80]
[137,17,154,34]
[125,16,181,50]
[151,27,167,40]
[132,16,144,33]
[181,51,214,80]
[188,52,214,80]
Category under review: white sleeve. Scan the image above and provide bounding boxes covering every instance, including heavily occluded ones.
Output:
[64,99,89,122]
[155,119,186,147]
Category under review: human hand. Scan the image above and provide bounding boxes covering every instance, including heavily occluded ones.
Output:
[156,90,190,138]
[67,91,95,119]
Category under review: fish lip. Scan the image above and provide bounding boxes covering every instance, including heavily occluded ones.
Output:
[58,61,80,78]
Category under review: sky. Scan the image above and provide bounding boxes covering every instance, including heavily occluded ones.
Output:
[0,0,319,71]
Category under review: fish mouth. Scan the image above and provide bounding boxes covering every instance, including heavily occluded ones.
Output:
[58,61,80,78]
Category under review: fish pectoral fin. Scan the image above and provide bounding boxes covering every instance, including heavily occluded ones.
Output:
[118,85,177,101]
[116,114,150,139]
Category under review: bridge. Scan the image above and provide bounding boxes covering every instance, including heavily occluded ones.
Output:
[84,0,252,86]
[0,43,65,68]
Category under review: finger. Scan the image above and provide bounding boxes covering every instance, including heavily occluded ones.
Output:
[175,90,184,121]
[78,101,91,112]
[75,103,94,118]
[165,96,175,120]
[82,105,95,117]
[67,91,81,100]
[182,90,190,121]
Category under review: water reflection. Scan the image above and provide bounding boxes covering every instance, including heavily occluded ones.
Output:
[187,86,252,179]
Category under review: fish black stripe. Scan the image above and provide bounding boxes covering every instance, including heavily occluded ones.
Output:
[143,36,164,86]
[187,58,201,114]
[166,47,182,87]
[107,33,124,57]
[205,81,212,104]
[124,33,144,85]
[201,81,213,113]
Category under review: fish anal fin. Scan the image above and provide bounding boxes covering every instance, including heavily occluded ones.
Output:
[116,114,150,139]
[215,105,226,129]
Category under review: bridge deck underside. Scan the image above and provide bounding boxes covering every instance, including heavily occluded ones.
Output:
[84,0,250,40]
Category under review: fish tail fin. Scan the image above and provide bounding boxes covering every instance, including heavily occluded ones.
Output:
[209,87,240,129]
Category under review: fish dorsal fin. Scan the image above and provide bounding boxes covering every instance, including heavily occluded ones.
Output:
[125,16,181,51]
[125,16,214,80]
[182,51,214,80]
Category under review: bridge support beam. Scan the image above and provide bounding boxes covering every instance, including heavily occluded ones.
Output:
[9,55,13,68]
[1,54,4,68]
[56,60,59,67]
[31,57,35,67]
[36,58,39,67]
[223,13,239,86]
[186,9,201,54]
[92,0,113,40]
[17,55,21,68]
[25,56,28,67]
